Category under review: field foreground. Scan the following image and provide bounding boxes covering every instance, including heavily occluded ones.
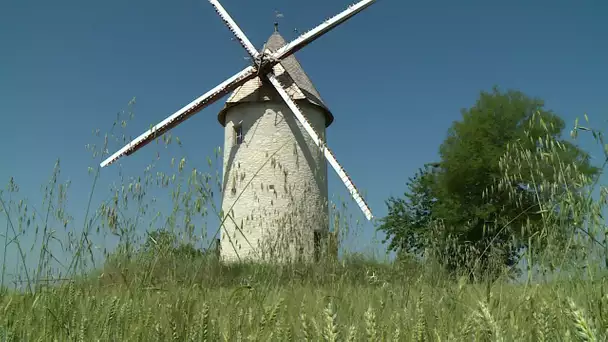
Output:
[1,255,606,341]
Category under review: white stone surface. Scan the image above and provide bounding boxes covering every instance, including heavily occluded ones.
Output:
[219,101,329,262]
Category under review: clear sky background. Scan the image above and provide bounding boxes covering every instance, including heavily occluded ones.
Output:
[1,0,607,282]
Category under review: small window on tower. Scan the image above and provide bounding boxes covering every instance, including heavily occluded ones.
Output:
[234,124,244,145]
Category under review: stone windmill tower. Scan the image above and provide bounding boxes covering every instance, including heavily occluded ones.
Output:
[100,0,376,263]
[217,24,335,262]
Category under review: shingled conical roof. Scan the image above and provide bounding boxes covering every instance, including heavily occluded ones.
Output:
[217,24,334,127]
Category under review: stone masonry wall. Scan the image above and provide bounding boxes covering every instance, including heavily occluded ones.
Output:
[219,101,329,263]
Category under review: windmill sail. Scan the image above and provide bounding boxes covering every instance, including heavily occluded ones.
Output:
[266,73,373,221]
[100,66,257,168]
[207,0,375,221]
[209,0,259,59]
[272,0,376,61]
[101,0,376,221]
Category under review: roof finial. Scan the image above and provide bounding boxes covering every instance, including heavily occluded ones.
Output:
[274,22,279,32]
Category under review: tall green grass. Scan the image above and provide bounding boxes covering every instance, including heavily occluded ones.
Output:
[0,101,607,340]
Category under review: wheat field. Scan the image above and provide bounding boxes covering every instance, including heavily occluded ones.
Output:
[1,256,606,341]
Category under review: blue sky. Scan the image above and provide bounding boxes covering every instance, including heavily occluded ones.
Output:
[1,0,607,281]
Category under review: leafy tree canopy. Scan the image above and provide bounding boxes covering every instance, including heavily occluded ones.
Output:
[379,86,599,277]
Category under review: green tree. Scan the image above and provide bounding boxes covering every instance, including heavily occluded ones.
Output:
[379,163,437,256]
[379,87,599,277]
[141,229,205,259]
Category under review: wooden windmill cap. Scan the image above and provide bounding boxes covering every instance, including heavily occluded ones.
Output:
[217,25,334,127]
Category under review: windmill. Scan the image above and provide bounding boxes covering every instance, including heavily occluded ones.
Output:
[100,0,376,262]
